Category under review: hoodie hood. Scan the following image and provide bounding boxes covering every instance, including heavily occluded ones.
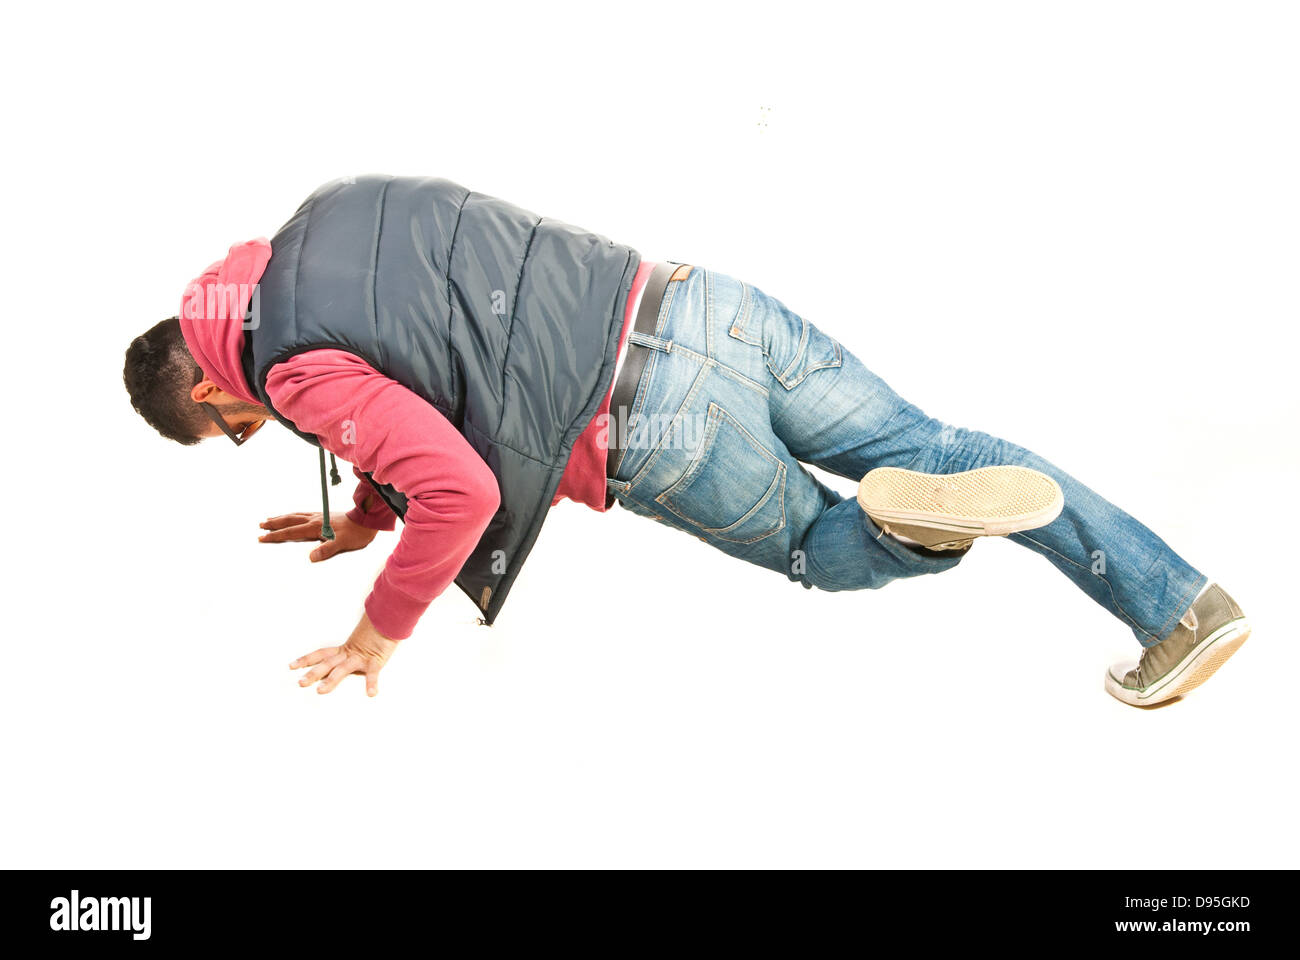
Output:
[178,238,272,404]
[178,235,341,539]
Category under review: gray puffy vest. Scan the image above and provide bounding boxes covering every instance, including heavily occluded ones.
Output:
[243,175,641,624]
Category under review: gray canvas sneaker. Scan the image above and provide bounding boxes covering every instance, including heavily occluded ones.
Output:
[857,465,1065,551]
[1105,584,1250,707]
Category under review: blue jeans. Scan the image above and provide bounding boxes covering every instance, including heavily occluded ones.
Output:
[606,267,1207,648]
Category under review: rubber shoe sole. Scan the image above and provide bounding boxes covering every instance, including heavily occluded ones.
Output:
[1105,619,1251,707]
[856,465,1064,538]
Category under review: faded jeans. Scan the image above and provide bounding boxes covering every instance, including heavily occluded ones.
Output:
[605,267,1206,648]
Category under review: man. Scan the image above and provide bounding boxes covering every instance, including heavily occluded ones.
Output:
[123,175,1249,705]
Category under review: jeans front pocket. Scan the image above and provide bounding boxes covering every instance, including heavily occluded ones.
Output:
[656,401,786,544]
[727,281,842,390]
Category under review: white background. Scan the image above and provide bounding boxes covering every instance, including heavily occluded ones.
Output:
[1,1,1295,868]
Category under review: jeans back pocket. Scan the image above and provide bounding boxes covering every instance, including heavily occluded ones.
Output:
[656,402,786,544]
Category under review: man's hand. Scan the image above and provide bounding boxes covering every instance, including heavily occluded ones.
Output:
[290,612,399,697]
[258,511,379,561]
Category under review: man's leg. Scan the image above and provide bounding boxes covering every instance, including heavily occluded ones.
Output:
[607,266,1244,702]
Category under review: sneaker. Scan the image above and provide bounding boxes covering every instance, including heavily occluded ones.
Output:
[856,465,1065,551]
[1105,583,1250,707]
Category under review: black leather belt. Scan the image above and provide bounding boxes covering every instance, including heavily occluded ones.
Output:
[605,260,694,503]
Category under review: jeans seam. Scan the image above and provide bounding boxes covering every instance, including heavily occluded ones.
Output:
[659,338,769,398]
[712,359,770,397]
[1009,530,1156,642]
[705,267,714,359]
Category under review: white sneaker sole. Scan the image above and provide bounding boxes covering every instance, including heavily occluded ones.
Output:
[1104,618,1251,707]
[856,465,1064,537]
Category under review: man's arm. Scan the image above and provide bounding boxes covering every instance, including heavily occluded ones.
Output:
[347,465,397,532]
[263,348,501,691]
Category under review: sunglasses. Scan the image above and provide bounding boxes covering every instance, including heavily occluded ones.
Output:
[199,401,267,446]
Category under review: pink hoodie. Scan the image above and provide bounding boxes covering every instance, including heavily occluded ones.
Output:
[180,239,650,639]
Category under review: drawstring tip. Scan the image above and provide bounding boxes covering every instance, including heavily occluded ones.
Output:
[329,452,342,486]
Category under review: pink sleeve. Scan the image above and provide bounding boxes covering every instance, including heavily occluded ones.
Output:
[348,466,397,532]
[264,349,501,640]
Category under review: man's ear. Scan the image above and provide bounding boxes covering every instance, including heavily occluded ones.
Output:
[190,378,224,404]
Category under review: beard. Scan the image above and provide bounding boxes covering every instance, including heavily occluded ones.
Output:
[216,398,270,419]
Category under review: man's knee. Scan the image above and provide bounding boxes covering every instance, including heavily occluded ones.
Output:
[793,547,904,593]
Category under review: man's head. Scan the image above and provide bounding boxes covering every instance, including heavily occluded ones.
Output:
[123,316,271,444]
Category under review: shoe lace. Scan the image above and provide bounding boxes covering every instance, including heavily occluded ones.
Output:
[1133,605,1199,689]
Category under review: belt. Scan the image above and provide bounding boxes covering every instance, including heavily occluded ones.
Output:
[605,260,694,500]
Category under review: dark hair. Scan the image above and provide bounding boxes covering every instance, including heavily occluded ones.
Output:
[123,316,208,445]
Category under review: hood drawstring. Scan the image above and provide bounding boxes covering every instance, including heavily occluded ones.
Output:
[318,449,342,540]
